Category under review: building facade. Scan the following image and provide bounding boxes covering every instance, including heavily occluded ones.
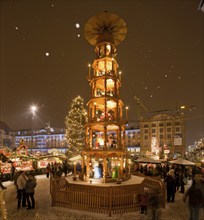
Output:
[14,127,68,155]
[0,121,15,148]
[125,127,140,155]
[7,113,186,158]
[139,113,185,158]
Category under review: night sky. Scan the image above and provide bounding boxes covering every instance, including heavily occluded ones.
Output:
[0,0,203,145]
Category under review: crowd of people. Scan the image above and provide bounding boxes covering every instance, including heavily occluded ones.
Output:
[1,159,203,220]
[0,160,73,211]
[45,161,73,178]
[134,162,204,220]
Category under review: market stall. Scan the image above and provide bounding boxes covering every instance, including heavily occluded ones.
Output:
[0,147,12,181]
[9,143,36,172]
[36,154,67,174]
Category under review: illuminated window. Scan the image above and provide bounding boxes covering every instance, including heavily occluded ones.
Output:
[98,61,105,71]
[106,60,112,71]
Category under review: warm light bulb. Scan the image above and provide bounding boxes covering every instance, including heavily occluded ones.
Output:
[31,105,37,113]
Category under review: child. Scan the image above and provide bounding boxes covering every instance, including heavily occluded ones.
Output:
[139,192,148,214]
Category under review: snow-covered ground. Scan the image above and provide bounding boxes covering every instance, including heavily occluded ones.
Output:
[1,175,204,220]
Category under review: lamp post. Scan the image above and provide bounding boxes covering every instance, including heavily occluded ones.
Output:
[125,106,129,121]
[30,105,38,154]
[88,63,91,79]
[73,162,77,180]
[119,71,122,81]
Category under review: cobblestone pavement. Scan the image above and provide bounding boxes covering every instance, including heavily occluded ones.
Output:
[1,175,204,220]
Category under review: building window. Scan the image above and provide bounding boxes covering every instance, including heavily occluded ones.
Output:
[159,128,163,133]
[167,128,171,132]
[160,141,164,146]
[144,124,149,128]
[175,121,181,125]
[175,127,180,132]
[152,124,156,127]
[159,123,164,127]
[160,134,163,139]
[167,134,171,139]
[152,129,156,133]
[144,135,148,140]
[167,122,172,126]
[144,129,148,133]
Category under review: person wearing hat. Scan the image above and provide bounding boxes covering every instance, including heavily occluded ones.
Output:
[25,175,37,209]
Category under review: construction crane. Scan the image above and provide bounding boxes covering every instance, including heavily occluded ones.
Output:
[133,95,148,120]
[133,95,195,119]
[150,105,196,115]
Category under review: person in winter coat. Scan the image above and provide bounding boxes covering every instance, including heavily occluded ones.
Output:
[16,171,28,209]
[183,176,204,220]
[165,169,176,203]
[149,189,161,220]
[46,163,51,178]
[25,175,37,209]
[139,192,148,214]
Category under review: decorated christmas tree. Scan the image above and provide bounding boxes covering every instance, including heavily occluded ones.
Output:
[65,96,87,158]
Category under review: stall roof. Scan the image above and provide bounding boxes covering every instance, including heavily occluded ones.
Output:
[135,157,161,164]
[169,158,195,166]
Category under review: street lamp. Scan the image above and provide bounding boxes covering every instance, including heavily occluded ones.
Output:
[31,105,37,119]
[30,105,38,154]
[125,106,129,121]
